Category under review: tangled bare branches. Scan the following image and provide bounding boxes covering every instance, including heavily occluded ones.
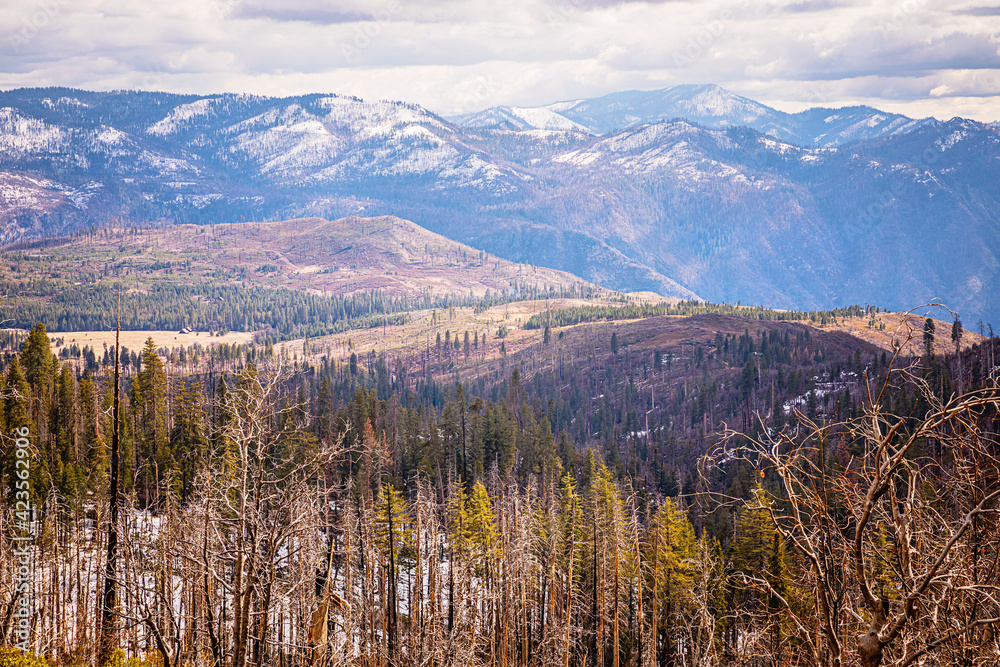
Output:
[707,313,1000,666]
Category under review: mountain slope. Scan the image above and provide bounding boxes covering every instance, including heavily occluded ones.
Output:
[2,215,602,302]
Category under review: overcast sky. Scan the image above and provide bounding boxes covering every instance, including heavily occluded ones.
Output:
[1,0,998,121]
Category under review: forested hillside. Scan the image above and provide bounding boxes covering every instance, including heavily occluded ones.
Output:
[2,303,997,666]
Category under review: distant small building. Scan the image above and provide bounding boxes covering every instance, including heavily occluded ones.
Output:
[179,327,191,334]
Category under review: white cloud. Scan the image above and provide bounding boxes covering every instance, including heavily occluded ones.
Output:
[0,0,996,120]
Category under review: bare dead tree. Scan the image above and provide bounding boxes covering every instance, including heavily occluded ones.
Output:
[98,284,122,667]
[710,313,1000,667]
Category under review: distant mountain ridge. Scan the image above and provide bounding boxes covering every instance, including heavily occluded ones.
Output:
[1,86,998,326]
[450,84,934,147]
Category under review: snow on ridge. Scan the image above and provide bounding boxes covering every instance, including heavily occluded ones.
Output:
[0,172,63,211]
[316,96,444,136]
[217,97,465,180]
[140,151,201,176]
[542,99,584,113]
[147,98,218,136]
[680,87,768,123]
[0,172,101,213]
[278,118,330,135]
[600,121,709,152]
[230,121,345,175]
[436,154,526,194]
[507,107,590,132]
[226,107,282,134]
[93,127,130,147]
[553,149,601,166]
[188,193,223,209]
[759,136,799,155]
[457,105,592,133]
[554,122,713,166]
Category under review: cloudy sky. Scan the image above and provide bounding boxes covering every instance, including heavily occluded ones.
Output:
[1,0,998,120]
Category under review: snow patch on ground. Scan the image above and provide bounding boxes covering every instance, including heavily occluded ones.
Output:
[61,181,103,209]
[0,108,69,154]
[189,193,223,208]
[936,130,967,151]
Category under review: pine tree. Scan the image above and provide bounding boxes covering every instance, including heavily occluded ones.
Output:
[316,374,333,443]
[466,480,499,576]
[729,486,773,578]
[558,472,580,667]
[649,497,697,665]
[766,532,789,661]
[52,363,84,502]
[20,322,53,392]
[4,359,30,434]
[923,317,935,358]
[133,337,169,506]
[170,379,208,502]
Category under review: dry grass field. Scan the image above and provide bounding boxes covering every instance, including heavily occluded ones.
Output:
[810,310,984,357]
[49,329,254,353]
[273,296,674,373]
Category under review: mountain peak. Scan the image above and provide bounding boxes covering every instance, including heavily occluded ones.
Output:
[449,84,931,147]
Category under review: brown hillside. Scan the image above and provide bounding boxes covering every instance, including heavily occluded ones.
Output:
[17,216,595,301]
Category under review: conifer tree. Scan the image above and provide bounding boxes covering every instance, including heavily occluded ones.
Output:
[648,497,697,665]
[466,480,499,576]
[20,322,52,393]
[923,316,935,358]
[133,338,169,506]
[170,379,207,502]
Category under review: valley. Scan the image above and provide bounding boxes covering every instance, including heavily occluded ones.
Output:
[1,86,998,325]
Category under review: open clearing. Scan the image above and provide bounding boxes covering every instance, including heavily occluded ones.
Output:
[49,329,255,353]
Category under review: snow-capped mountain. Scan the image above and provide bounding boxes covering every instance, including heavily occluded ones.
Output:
[451,84,935,148]
[451,105,591,133]
[1,87,999,325]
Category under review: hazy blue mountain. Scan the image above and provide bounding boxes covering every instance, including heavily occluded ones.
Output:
[452,84,935,147]
[785,105,932,148]
[1,87,998,325]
